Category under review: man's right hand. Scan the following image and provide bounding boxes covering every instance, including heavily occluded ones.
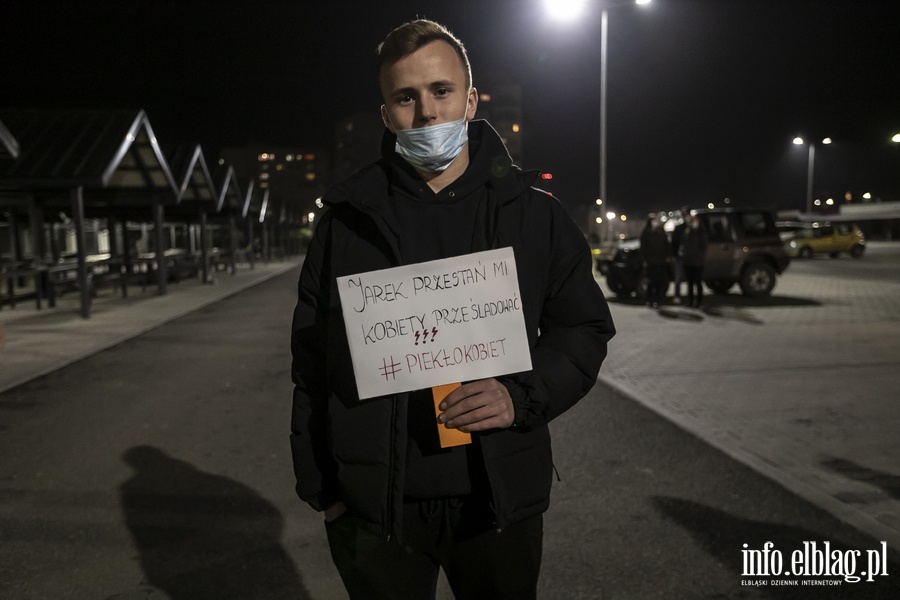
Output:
[324,501,348,522]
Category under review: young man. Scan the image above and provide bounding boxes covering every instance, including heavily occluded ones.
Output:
[290,19,615,599]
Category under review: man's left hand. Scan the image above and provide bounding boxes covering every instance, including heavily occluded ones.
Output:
[437,378,515,432]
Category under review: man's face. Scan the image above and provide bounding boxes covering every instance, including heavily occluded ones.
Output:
[380,40,477,133]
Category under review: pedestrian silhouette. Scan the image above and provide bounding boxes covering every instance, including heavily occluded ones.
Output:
[120,446,310,600]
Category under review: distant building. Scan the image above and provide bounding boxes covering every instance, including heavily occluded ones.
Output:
[333,113,385,182]
[475,83,524,167]
[219,145,329,227]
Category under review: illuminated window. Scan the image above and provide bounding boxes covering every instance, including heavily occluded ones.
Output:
[259,173,270,180]
[304,153,316,161]
[479,93,492,102]
[259,182,269,189]
[511,123,520,133]
[286,155,293,161]
[276,164,284,171]
[305,172,317,182]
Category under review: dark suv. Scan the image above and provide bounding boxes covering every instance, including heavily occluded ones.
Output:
[604,208,790,299]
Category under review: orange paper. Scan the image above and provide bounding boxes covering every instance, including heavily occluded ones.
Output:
[432,382,472,448]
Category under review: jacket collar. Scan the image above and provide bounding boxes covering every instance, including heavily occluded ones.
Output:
[324,120,538,211]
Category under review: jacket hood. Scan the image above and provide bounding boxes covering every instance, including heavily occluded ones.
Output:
[322,119,540,212]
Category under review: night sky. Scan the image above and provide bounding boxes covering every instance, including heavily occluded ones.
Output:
[4,0,899,219]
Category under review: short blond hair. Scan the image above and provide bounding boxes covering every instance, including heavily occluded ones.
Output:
[376,19,472,89]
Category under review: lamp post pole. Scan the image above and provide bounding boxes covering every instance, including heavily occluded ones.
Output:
[793,136,830,215]
[805,142,815,215]
[599,8,609,220]
[544,0,651,241]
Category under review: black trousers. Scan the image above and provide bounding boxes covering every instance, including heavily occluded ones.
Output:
[325,497,543,600]
[685,265,704,306]
[645,264,669,305]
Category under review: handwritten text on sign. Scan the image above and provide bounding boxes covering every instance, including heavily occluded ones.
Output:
[337,247,532,399]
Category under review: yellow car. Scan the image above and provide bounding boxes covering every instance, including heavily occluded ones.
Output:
[785,222,865,258]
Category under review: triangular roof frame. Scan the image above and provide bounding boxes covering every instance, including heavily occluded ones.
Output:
[168,143,217,207]
[103,110,178,195]
[0,108,178,201]
[0,118,19,160]
[241,179,258,220]
[215,164,245,214]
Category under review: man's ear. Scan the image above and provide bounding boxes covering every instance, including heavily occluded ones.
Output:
[466,87,478,121]
[381,105,395,133]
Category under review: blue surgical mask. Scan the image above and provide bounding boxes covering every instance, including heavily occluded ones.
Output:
[394,117,468,173]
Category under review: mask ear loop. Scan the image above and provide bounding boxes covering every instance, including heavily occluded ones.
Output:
[380,105,396,133]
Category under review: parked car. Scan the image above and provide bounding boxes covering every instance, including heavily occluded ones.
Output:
[776,220,808,241]
[592,241,619,275]
[605,207,790,298]
[784,222,865,258]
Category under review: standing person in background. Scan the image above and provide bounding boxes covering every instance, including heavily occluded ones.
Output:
[679,212,708,308]
[670,207,690,304]
[640,213,672,309]
[289,18,616,600]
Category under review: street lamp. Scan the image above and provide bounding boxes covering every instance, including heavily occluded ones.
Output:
[605,210,617,240]
[792,136,832,215]
[544,0,653,241]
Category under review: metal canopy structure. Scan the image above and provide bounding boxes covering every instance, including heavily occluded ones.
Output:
[0,108,177,192]
[214,164,244,214]
[213,164,249,273]
[166,144,220,282]
[0,108,180,317]
[0,119,19,160]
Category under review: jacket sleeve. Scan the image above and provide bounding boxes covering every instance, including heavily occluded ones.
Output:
[289,211,340,512]
[501,201,616,430]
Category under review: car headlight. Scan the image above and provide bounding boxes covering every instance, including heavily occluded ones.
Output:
[788,240,797,248]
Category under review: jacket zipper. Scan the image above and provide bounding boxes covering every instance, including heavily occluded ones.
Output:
[385,395,398,542]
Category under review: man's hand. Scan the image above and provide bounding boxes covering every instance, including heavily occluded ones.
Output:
[437,378,515,432]
[324,501,347,523]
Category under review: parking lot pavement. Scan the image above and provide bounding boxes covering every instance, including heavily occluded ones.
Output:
[2,243,898,558]
[597,241,900,551]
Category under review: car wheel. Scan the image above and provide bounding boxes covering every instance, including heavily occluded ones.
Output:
[850,244,865,258]
[705,279,733,294]
[739,263,776,298]
[606,272,633,298]
[799,246,813,258]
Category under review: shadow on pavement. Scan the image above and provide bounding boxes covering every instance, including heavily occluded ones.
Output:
[652,496,900,598]
[608,293,820,325]
[607,293,819,309]
[119,446,310,600]
[823,457,900,502]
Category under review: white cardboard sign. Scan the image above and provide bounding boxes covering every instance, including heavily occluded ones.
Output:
[336,247,532,399]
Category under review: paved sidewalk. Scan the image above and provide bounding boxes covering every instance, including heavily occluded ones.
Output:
[0,260,301,394]
[2,244,898,557]
[599,242,900,552]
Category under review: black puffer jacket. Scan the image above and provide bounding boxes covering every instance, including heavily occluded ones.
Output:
[290,121,615,541]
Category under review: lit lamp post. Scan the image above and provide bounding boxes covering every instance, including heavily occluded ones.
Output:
[792,136,832,215]
[544,0,653,241]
